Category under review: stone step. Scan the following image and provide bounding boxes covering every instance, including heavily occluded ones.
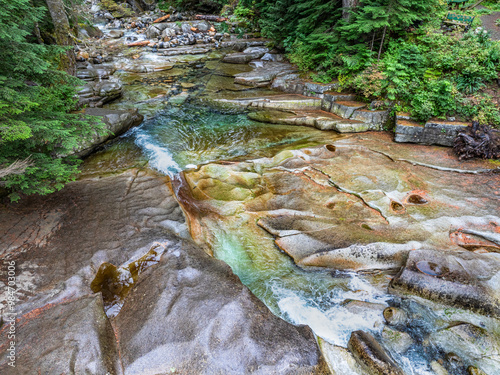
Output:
[394,113,469,146]
[212,94,322,111]
[330,100,367,119]
[350,109,390,130]
[321,93,357,111]
[247,109,368,133]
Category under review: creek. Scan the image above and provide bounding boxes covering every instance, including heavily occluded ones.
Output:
[97,59,444,374]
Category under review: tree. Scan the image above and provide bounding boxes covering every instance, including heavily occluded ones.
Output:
[45,0,76,75]
[338,0,440,59]
[0,0,106,201]
[342,0,358,19]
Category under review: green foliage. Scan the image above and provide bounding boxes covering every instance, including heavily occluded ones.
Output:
[0,0,107,200]
[158,0,230,13]
[100,0,133,18]
[455,74,486,94]
[252,0,500,126]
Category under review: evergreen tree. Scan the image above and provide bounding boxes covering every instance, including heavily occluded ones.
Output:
[338,0,440,58]
[0,0,106,201]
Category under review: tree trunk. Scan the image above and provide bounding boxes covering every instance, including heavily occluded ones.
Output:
[342,0,359,20]
[45,0,76,75]
[378,25,387,60]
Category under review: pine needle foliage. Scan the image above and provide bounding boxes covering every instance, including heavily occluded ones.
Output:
[0,0,107,201]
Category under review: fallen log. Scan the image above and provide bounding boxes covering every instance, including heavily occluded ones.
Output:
[153,14,170,23]
[195,14,228,22]
[453,121,500,160]
[127,40,150,47]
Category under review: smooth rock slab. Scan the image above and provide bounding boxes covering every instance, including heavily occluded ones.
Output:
[114,241,324,375]
[248,109,364,131]
[234,61,296,87]
[212,94,322,111]
[0,295,121,375]
[223,51,266,64]
[0,168,186,316]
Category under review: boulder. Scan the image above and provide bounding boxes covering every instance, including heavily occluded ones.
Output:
[113,241,325,375]
[71,108,143,157]
[0,295,121,375]
[389,250,500,317]
[348,330,404,375]
[429,323,500,374]
[108,29,124,38]
[381,326,413,354]
[318,338,366,375]
[223,51,264,64]
[234,61,297,87]
[78,80,123,108]
[147,22,181,38]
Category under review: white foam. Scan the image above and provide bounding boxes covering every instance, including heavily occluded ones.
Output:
[273,274,389,347]
[134,132,181,176]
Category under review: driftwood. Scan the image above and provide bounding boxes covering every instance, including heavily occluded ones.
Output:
[454,121,500,160]
[127,40,150,47]
[195,15,228,22]
[153,14,170,23]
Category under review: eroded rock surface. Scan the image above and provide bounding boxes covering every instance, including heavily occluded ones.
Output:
[389,249,500,316]
[0,156,326,374]
[114,240,325,375]
[0,295,121,375]
[179,132,500,273]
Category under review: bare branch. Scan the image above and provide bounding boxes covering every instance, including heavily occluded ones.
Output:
[0,157,33,179]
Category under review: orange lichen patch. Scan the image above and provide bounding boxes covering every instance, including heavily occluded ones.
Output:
[1,298,77,333]
[127,40,150,47]
[335,101,366,107]
[397,119,424,127]
[153,14,170,23]
[450,230,500,251]
[428,118,470,126]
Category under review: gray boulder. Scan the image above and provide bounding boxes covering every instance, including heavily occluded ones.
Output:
[389,250,500,317]
[0,295,121,375]
[113,241,324,375]
[70,108,143,157]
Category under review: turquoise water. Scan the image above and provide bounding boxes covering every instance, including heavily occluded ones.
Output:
[126,97,453,375]
[130,104,338,176]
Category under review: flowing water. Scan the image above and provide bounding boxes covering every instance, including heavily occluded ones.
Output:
[115,102,438,374]
[99,62,474,374]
